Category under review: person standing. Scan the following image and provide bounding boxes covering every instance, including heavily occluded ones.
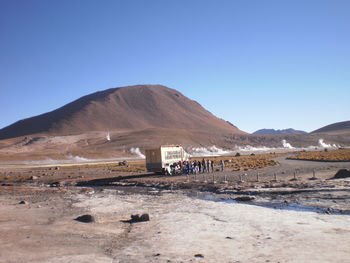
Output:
[186,161,190,174]
[206,160,210,173]
[220,160,224,172]
[211,160,214,172]
[202,158,206,173]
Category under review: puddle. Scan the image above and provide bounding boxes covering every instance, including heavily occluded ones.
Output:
[86,185,170,196]
[191,192,350,215]
[76,182,350,216]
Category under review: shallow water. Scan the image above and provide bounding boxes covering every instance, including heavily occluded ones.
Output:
[192,192,350,215]
[78,182,350,215]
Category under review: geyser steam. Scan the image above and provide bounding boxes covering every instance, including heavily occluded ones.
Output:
[130,147,145,159]
[318,139,338,148]
[282,139,294,149]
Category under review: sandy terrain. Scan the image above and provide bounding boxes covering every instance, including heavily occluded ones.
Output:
[1,186,350,263]
[1,156,350,263]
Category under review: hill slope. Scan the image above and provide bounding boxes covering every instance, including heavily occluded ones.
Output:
[253,128,307,135]
[0,85,245,140]
[311,121,350,135]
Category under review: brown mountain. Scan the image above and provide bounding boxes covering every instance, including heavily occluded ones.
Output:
[311,120,350,135]
[253,128,307,135]
[0,85,245,140]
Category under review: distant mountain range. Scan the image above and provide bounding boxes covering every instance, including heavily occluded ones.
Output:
[253,128,307,135]
[311,121,350,135]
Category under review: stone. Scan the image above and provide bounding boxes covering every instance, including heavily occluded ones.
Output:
[18,200,28,204]
[50,182,61,187]
[125,213,150,223]
[332,169,350,179]
[118,160,128,166]
[194,254,204,258]
[75,214,95,223]
[234,196,255,202]
[140,213,150,221]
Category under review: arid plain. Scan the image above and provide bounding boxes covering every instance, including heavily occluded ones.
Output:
[1,149,350,263]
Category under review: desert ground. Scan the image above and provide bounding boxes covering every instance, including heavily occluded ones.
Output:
[1,151,350,263]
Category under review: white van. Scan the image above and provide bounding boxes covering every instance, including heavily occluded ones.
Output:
[145,145,189,174]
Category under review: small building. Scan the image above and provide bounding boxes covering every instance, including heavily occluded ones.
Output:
[145,145,189,174]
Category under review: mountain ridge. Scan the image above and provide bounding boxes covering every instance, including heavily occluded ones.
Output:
[0,85,246,140]
[311,120,350,134]
[253,128,307,135]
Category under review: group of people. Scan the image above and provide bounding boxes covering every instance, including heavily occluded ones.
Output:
[169,159,225,175]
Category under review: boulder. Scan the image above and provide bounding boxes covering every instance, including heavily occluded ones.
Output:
[75,214,95,223]
[332,169,350,179]
[234,196,255,202]
[125,213,150,223]
[118,160,128,166]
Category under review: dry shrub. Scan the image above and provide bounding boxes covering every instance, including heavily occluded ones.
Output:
[190,153,281,171]
[288,149,350,162]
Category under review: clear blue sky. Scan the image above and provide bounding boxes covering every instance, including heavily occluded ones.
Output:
[1,0,349,133]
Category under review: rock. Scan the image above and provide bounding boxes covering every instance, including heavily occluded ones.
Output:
[323,208,333,214]
[194,254,204,258]
[124,213,150,223]
[18,200,28,204]
[74,214,95,223]
[118,160,128,166]
[140,213,150,221]
[50,182,61,187]
[30,175,38,180]
[332,169,350,179]
[234,196,255,202]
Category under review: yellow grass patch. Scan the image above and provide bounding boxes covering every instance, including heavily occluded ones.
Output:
[288,149,350,162]
[190,153,282,171]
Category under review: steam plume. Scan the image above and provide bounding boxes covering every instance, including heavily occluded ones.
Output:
[318,139,338,148]
[130,147,145,159]
[282,139,294,149]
